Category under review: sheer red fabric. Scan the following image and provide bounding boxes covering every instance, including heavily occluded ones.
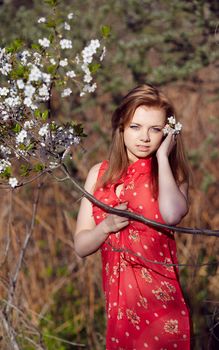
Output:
[92,157,191,350]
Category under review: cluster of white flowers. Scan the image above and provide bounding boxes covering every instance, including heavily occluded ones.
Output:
[66,70,76,78]
[0,9,107,189]
[50,58,56,65]
[163,116,183,136]
[61,88,72,97]
[0,145,11,156]
[20,50,31,65]
[23,120,35,130]
[82,39,100,64]
[38,17,46,24]
[67,12,74,20]
[8,177,18,188]
[80,83,97,97]
[60,58,68,67]
[38,84,50,101]
[0,87,9,96]
[16,129,27,144]
[0,159,11,173]
[60,39,72,49]
[38,38,50,48]
[38,123,49,137]
[0,48,12,75]
[64,22,71,31]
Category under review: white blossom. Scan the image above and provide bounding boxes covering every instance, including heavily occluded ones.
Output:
[0,159,11,173]
[168,116,176,125]
[175,122,182,132]
[42,73,51,84]
[23,97,37,110]
[66,70,76,78]
[163,116,183,136]
[82,39,100,64]
[60,39,72,49]
[100,46,106,61]
[80,83,97,96]
[24,120,34,130]
[17,79,25,89]
[0,145,11,156]
[61,88,72,97]
[0,63,12,75]
[67,12,74,19]
[39,123,49,137]
[38,84,49,100]
[38,17,46,23]
[59,58,68,67]
[1,110,9,121]
[33,52,42,66]
[50,58,56,65]
[0,87,9,96]
[64,22,70,30]
[16,129,27,144]
[29,65,42,82]
[38,38,50,48]
[4,96,21,108]
[24,84,36,98]
[20,50,31,65]
[9,177,18,188]
[49,161,59,169]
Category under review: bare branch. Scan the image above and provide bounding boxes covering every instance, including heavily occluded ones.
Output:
[61,163,219,237]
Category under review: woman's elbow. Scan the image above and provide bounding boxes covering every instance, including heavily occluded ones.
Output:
[163,206,189,226]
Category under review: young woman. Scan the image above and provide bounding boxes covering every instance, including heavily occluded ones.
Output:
[74,84,191,349]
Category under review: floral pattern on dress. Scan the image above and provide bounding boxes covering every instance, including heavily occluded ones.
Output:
[164,319,179,334]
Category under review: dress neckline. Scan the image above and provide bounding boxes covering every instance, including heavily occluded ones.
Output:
[126,156,152,175]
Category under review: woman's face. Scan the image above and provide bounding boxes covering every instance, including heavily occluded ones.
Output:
[123,106,166,163]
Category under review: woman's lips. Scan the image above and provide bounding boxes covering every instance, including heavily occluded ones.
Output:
[136,145,150,151]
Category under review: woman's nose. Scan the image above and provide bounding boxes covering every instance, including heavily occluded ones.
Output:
[140,129,150,142]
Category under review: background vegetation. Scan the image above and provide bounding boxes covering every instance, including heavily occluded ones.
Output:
[0,0,219,349]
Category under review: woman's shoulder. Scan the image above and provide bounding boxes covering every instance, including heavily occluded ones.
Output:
[84,161,107,193]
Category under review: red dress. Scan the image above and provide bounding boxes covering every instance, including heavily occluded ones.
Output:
[92,157,191,350]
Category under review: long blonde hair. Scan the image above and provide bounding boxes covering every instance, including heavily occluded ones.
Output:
[97,84,190,198]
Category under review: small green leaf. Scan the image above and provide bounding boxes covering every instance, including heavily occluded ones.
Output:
[31,43,41,50]
[34,109,41,118]
[12,123,21,133]
[26,143,34,151]
[19,164,30,177]
[47,65,56,74]
[42,110,49,121]
[0,166,11,179]
[88,63,101,74]
[100,25,111,38]
[44,0,58,6]
[33,163,45,172]
[50,121,57,131]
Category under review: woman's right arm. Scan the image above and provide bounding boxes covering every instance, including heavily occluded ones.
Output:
[74,163,129,258]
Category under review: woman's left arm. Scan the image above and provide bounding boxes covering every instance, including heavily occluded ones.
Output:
[156,133,189,225]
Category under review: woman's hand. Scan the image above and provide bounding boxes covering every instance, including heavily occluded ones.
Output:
[156,132,176,160]
[101,202,129,235]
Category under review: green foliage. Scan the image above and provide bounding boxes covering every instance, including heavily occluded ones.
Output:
[33,163,45,172]
[6,38,23,53]
[100,25,111,38]
[19,164,31,177]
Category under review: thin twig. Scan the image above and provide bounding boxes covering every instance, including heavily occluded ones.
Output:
[5,181,42,315]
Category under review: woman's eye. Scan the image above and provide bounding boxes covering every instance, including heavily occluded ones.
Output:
[151,127,162,132]
[130,125,139,129]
